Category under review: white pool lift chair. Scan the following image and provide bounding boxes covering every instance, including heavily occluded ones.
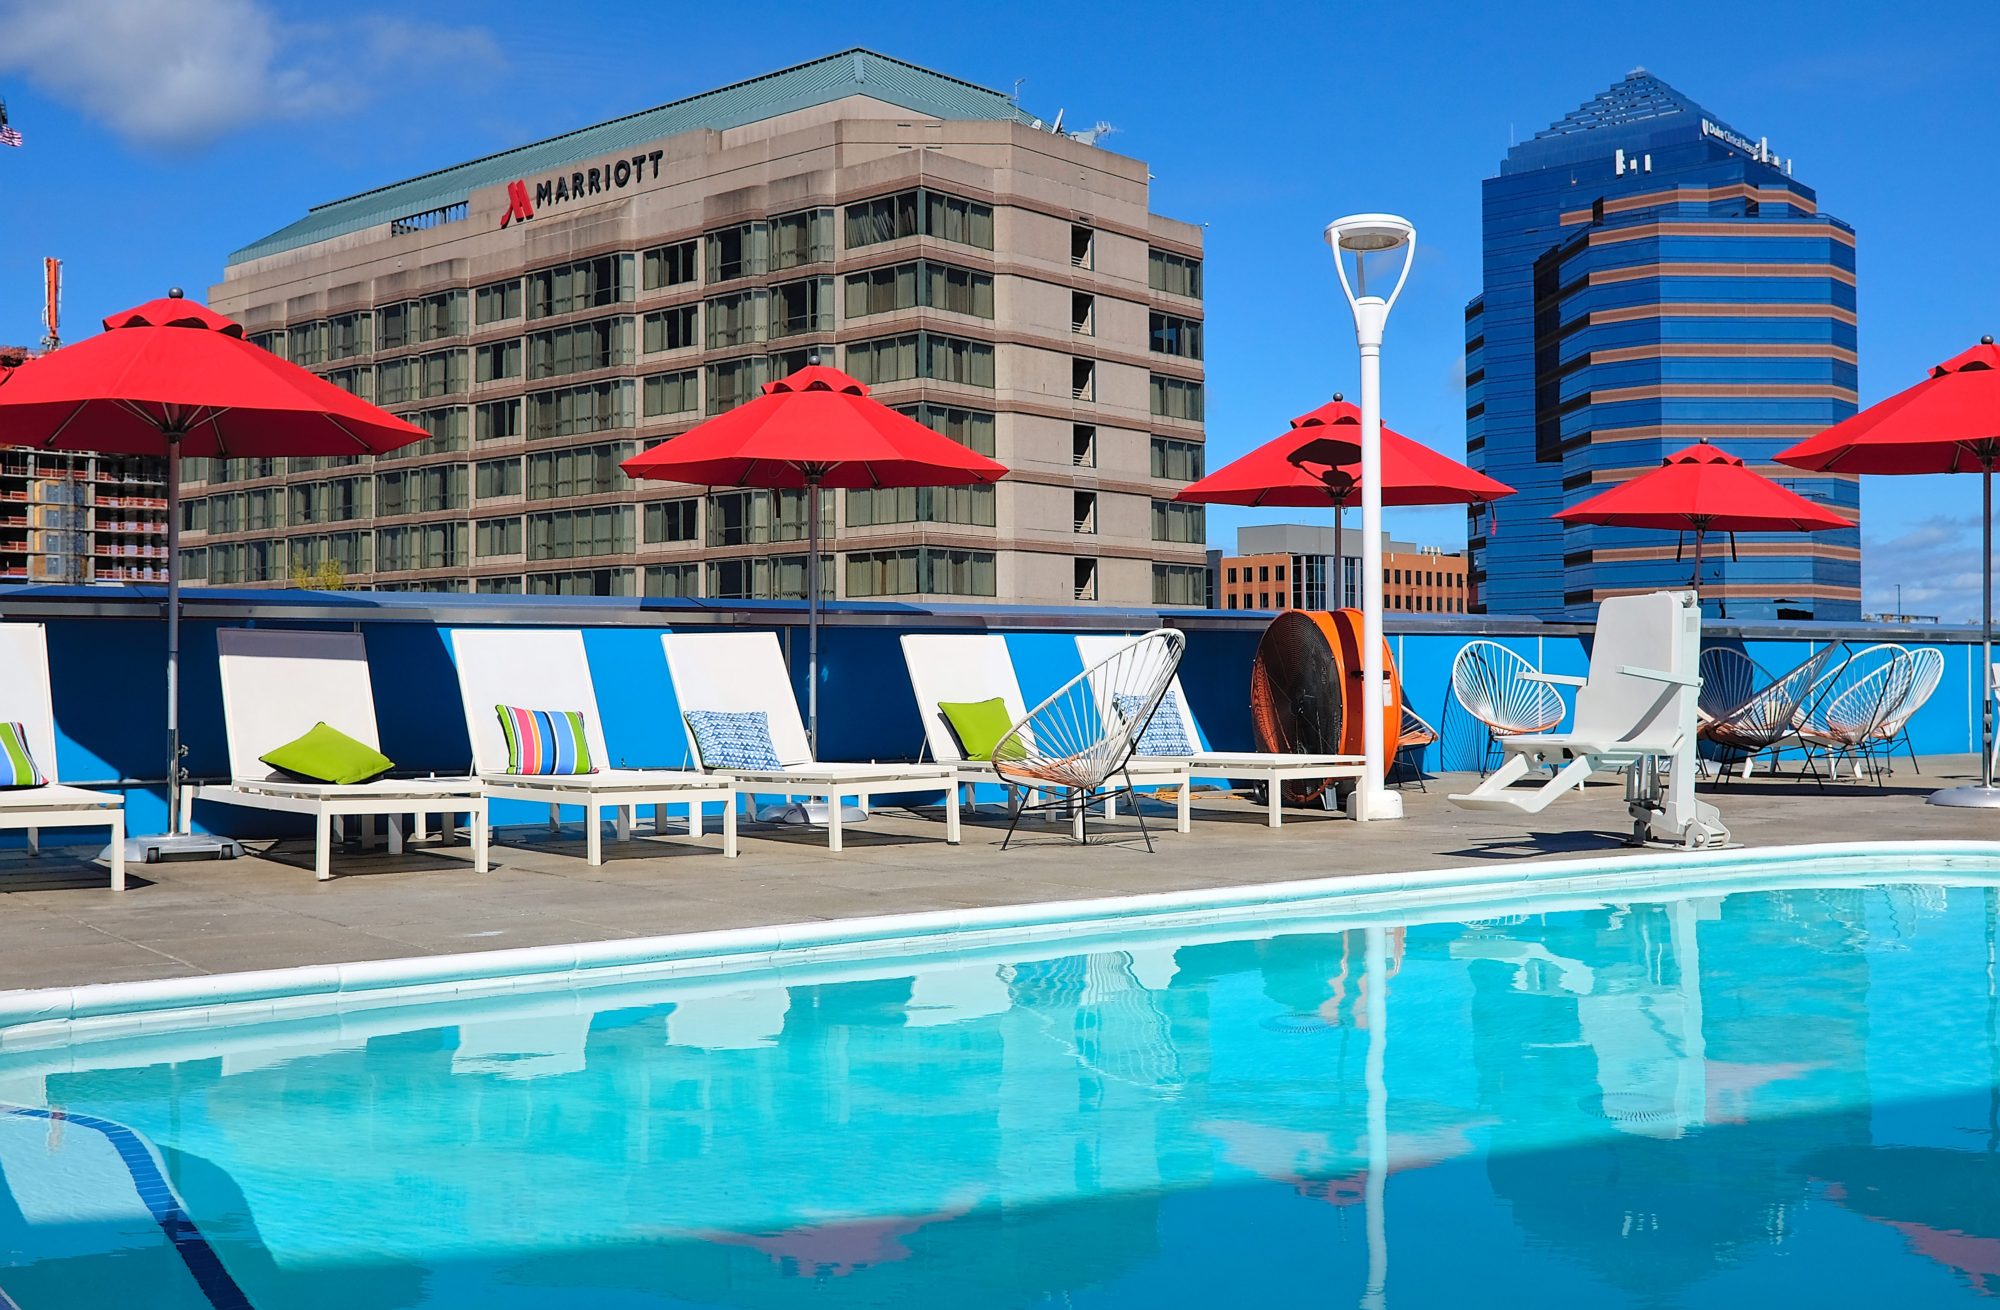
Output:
[195,628,488,880]
[448,628,735,863]
[661,631,958,853]
[1450,590,1730,849]
[1076,633,1364,827]
[0,624,125,889]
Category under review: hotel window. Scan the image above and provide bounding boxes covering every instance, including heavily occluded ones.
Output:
[1073,491,1097,535]
[475,516,523,558]
[525,380,634,440]
[1073,424,1096,468]
[1070,225,1095,270]
[642,369,700,418]
[526,441,635,500]
[1226,567,1237,584]
[475,458,522,499]
[289,476,370,525]
[847,547,996,598]
[852,333,993,389]
[1072,292,1095,336]
[706,488,825,547]
[526,254,635,319]
[1074,559,1098,602]
[379,291,468,349]
[181,498,209,533]
[475,338,522,383]
[893,404,996,457]
[846,484,994,528]
[769,277,834,338]
[475,576,524,595]
[705,222,769,283]
[178,547,206,581]
[376,350,467,405]
[769,208,835,271]
[527,505,634,561]
[375,465,467,517]
[321,365,373,402]
[327,311,372,361]
[642,499,698,544]
[1151,499,1205,544]
[527,568,635,597]
[642,240,697,290]
[375,522,466,572]
[399,406,469,457]
[704,356,771,415]
[207,539,283,584]
[247,329,285,357]
[643,304,698,354]
[1259,566,1270,582]
[292,531,369,576]
[1148,249,1203,299]
[287,321,328,367]
[930,262,995,318]
[1150,375,1204,422]
[1227,595,1238,610]
[475,279,523,325]
[705,290,768,349]
[476,399,521,443]
[707,554,827,601]
[1072,359,1095,402]
[645,562,700,598]
[1149,312,1203,360]
[1150,436,1205,481]
[1153,563,1206,607]
[844,188,993,251]
[526,317,634,380]
[843,260,994,321]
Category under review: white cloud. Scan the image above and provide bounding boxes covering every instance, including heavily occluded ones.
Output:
[0,0,502,151]
[1865,515,1999,623]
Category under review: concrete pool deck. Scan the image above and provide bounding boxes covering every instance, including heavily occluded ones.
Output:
[0,757,1992,991]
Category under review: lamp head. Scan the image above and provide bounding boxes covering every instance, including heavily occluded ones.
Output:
[1324,213,1416,329]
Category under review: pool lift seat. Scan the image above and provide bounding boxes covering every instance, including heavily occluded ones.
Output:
[1449,590,1731,850]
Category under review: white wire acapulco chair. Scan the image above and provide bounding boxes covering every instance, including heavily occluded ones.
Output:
[1872,646,1943,775]
[1795,643,1914,786]
[1449,641,1567,774]
[1698,644,1838,781]
[993,629,1189,852]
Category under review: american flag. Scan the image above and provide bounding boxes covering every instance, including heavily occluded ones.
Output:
[0,128,22,148]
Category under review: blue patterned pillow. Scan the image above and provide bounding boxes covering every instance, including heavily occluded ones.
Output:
[1115,690,1194,757]
[686,709,781,771]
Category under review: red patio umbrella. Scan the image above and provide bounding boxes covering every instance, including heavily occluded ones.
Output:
[1777,335,2000,805]
[1176,394,1513,604]
[1554,440,1849,615]
[0,289,426,855]
[621,363,1006,746]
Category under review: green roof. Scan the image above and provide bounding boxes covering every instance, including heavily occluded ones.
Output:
[228,50,1038,267]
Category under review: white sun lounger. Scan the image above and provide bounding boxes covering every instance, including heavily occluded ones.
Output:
[193,628,488,880]
[448,627,735,864]
[660,631,958,852]
[900,633,1192,829]
[1450,589,1730,848]
[1076,633,1366,828]
[0,624,124,889]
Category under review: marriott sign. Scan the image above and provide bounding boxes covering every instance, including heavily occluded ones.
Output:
[498,149,668,228]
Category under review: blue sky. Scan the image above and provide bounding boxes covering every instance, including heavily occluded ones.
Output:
[2,0,1996,615]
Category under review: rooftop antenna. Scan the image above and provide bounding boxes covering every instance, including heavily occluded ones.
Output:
[1010,77,1025,106]
[1050,107,1065,135]
[1072,120,1117,147]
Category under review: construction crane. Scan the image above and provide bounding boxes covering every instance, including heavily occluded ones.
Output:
[41,258,60,352]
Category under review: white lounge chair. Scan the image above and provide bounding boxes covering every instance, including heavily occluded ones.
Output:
[448,628,736,864]
[0,624,124,889]
[901,632,1193,825]
[660,631,958,852]
[193,628,488,880]
[1449,590,1729,848]
[1076,633,1364,827]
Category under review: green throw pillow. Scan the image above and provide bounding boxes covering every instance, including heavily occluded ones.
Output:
[938,697,1022,762]
[259,722,394,786]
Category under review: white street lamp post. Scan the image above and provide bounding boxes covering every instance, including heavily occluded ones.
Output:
[1326,214,1416,822]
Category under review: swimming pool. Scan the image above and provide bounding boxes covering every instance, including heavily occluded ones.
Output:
[3,851,2000,1307]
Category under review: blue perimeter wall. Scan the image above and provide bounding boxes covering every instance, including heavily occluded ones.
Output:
[2,586,1988,840]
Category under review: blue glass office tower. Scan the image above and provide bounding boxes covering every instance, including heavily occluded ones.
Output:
[1467,71,1859,619]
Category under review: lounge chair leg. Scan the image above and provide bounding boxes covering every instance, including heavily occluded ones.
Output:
[23,827,36,856]
[441,811,457,843]
[1177,783,1190,834]
[946,784,961,844]
[615,805,632,842]
[1269,781,1284,828]
[827,795,844,852]
[586,803,603,866]
[108,812,125,891]
[721,797,738,858]
[314,812,332,881]
[413,812,428,844]
[386,813,403,856]
[548,803,561,835]
[472,804,489,874]
[178,785,194,835]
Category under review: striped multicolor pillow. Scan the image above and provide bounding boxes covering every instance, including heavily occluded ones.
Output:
[0,723,46,788]
[495,706,596,776]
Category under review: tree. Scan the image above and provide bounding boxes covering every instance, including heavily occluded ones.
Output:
[289,559,347,591]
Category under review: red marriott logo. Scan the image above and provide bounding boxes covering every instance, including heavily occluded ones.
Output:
[499,180,535,228]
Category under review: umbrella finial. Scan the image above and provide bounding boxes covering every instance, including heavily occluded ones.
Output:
[168,287,184,299]
[1332,392,1344,403]
[1984,335,1994,346]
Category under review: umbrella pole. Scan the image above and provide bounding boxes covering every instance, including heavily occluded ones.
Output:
[166,436,183,835]
[806,473,821,755]
[1334,508,1344,609]
[1986,461,1993,790]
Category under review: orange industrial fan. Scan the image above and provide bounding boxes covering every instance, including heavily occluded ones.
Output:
[1249,609,1403,805]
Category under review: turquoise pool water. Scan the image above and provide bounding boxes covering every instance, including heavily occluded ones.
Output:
[4,878,2000,1307]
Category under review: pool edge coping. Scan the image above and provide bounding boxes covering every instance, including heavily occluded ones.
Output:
[6,837,1999,1047]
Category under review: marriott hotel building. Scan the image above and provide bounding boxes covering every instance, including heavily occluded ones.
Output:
[198,50,1209,605]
